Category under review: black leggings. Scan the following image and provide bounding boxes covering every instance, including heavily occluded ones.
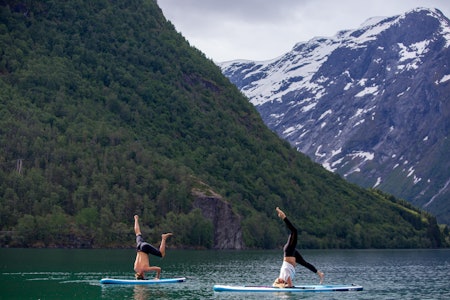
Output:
[283,217,318,273]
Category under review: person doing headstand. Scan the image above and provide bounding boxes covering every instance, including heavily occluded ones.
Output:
[133,215,172,280]
[273,207,324,288]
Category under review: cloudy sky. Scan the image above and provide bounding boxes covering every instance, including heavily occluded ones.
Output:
[158,0,450,62]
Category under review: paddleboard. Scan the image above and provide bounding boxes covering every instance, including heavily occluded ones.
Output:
[213,283,363,292]
[100,277,186,285]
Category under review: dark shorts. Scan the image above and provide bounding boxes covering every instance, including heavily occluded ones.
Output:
[136,234,162,257]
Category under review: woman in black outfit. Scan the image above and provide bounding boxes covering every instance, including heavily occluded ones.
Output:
[273,207,324,288]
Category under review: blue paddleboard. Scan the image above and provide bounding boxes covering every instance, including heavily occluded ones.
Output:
[100,277,186,285]
[213,284,363,292]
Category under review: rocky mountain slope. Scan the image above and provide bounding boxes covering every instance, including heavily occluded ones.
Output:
[220,8,450,225]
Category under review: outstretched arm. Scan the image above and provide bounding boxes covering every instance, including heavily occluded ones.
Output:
[146,266,161,279]
[286,276,293,288]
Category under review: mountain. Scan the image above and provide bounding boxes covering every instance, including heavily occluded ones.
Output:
[220,8,450,225]
[0,1,448,249]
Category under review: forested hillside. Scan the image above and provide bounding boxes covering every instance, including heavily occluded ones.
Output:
[0,0,448,249]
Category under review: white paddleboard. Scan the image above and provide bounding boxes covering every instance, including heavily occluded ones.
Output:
[213,283,363,292]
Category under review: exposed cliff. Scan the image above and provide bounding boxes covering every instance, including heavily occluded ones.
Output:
[192,189,243,249]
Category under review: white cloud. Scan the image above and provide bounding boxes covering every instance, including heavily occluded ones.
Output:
[158,0,450,62]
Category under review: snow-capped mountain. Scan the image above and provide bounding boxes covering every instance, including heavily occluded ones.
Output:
[220,8,450,225]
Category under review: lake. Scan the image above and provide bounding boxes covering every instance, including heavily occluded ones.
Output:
[1,248,449,299]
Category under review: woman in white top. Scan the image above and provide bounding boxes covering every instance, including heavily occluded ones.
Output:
[273,207,324,288]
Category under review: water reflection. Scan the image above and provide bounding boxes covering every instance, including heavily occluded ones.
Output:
[134,285,175,300]
[133,285,149,300]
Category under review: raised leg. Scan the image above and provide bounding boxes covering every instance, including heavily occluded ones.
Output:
[134,215,141,236]
[159,233,173,257]
[277,208,298,257]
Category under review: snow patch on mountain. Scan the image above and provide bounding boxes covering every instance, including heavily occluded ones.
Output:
[220,7,450,225]
[437,74,450,83]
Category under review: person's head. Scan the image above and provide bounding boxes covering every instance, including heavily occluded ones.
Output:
[273,278,287,288]
[135,272,145,280]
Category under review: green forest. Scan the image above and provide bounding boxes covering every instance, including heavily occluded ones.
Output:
[0,0,448,249]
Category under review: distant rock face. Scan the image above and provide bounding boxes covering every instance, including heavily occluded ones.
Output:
[192,190,243,249]
[220,8,450,225]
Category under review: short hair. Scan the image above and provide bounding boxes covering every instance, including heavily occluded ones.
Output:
[135,273,145,280]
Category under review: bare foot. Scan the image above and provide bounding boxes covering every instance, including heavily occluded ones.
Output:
[134,215,139,220]
[276,207,286,220]
[162,233,173,240]
[318,271,324,284]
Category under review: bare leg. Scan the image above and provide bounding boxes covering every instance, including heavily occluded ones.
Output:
[159,233,173,257]
[318,271,325,284]
[134,215,141,236]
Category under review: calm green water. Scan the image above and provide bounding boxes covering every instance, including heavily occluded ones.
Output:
[1,248,449,299]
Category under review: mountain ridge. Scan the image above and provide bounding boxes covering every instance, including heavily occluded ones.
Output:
[220,7,450,225]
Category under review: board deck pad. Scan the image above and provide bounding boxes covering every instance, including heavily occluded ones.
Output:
[213,283,363,292]
[100,277,186,285]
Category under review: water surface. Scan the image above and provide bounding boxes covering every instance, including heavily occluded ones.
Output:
[1,248,449,299]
